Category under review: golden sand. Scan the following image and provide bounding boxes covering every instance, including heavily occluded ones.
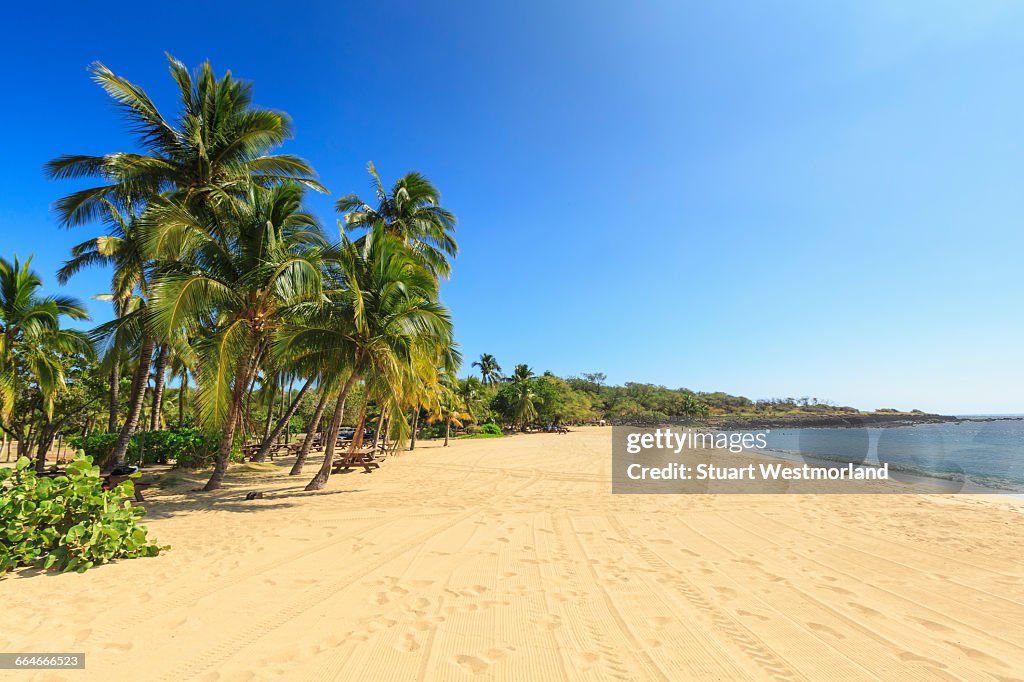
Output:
[3,427,1023,680]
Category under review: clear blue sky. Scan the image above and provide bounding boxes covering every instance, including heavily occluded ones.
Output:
[1,1,1021,414]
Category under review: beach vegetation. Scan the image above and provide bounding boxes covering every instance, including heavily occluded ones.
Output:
[0,455,164,576]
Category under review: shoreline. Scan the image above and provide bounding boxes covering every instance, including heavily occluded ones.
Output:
[695,412,1019,430]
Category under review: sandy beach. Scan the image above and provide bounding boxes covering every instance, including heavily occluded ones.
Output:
[3,426,1024,681]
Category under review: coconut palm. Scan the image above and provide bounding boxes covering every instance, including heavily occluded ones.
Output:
[428,374,474,446]
[0,256,91,442]
[44,55,323,228]
[457,376,487,423]
[336,162,457,279]
[276,232,456,490]
[511,381,538,430]
[143,182,326,490]
[472,353,502,385]
[511,363,535,384]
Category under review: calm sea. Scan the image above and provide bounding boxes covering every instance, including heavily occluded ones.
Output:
[759,417,1024,493]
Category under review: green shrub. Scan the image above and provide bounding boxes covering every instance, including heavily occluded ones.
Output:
[67,432,121,469]
[68,427,241,470]
[0,456,166,576]
[417,422,446,439]
[479,423,502,436]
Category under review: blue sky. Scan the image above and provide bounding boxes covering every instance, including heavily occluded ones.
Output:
[1,1,1022,414]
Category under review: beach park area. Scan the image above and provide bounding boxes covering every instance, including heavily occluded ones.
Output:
[4,426,1023,681]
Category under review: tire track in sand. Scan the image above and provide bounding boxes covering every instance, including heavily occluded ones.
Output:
[155,468,542,681]
[604,515,804,681]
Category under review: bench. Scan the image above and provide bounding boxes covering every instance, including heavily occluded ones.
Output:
[331,447,384,474]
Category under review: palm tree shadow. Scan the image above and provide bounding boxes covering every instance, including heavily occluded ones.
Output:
[138,485,364,520]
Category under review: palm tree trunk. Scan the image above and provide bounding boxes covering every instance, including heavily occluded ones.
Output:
[253,378,312,462]
[178,369,187,428]
[35,423,56,473]
[261,379,278,443]
[204,353,254,492]
[149,344,169,431]
[409,408,419,451]
[372,406,386,448]
[290,388,329,476]
[285,377,295,445]
[348,396,369,453]
[108,363,119,433]
[306,373,358,491]
[110,335,155,467]
[444,421,450,447]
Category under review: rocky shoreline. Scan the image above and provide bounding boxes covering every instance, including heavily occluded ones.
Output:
[702,412,954,430]
[610,413,1022,430]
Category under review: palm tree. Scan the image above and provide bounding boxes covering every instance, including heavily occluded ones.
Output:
[457,376,486,423]
[44,54,323,228]
[0,256,92,468]
[144,182,326,490]
[511,381,538,431]
[511,363,535,383]
[276,232,456,490]
[428,374,473,446]
[336,162,457,279]
[472,353,502,385]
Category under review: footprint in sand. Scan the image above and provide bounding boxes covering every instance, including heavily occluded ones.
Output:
[737,609,770,622]
[572,651,601,671]
[945,641,1004,666]
[898,651,947,668]
[104,641,134,652]
[907,616,952,633]
[401,633,421,652]
[454,655,490,675]
[819,584,854,596]
[807,622,845,639]
[848,602,883,618]
[453,647,515,675]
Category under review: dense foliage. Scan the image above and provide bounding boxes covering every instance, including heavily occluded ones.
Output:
[0,456,164,576]
[67,427,237,469]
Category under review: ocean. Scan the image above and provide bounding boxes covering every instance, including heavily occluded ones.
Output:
[759,417,1024,493]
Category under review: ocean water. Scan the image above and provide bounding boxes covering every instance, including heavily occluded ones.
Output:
[759,417,1024,493]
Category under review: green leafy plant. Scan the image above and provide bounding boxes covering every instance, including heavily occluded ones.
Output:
[479,423,502,436]
[0,456,166,576]
[68,427,241,470]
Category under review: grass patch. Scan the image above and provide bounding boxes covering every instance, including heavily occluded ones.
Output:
[458,433,504,439]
